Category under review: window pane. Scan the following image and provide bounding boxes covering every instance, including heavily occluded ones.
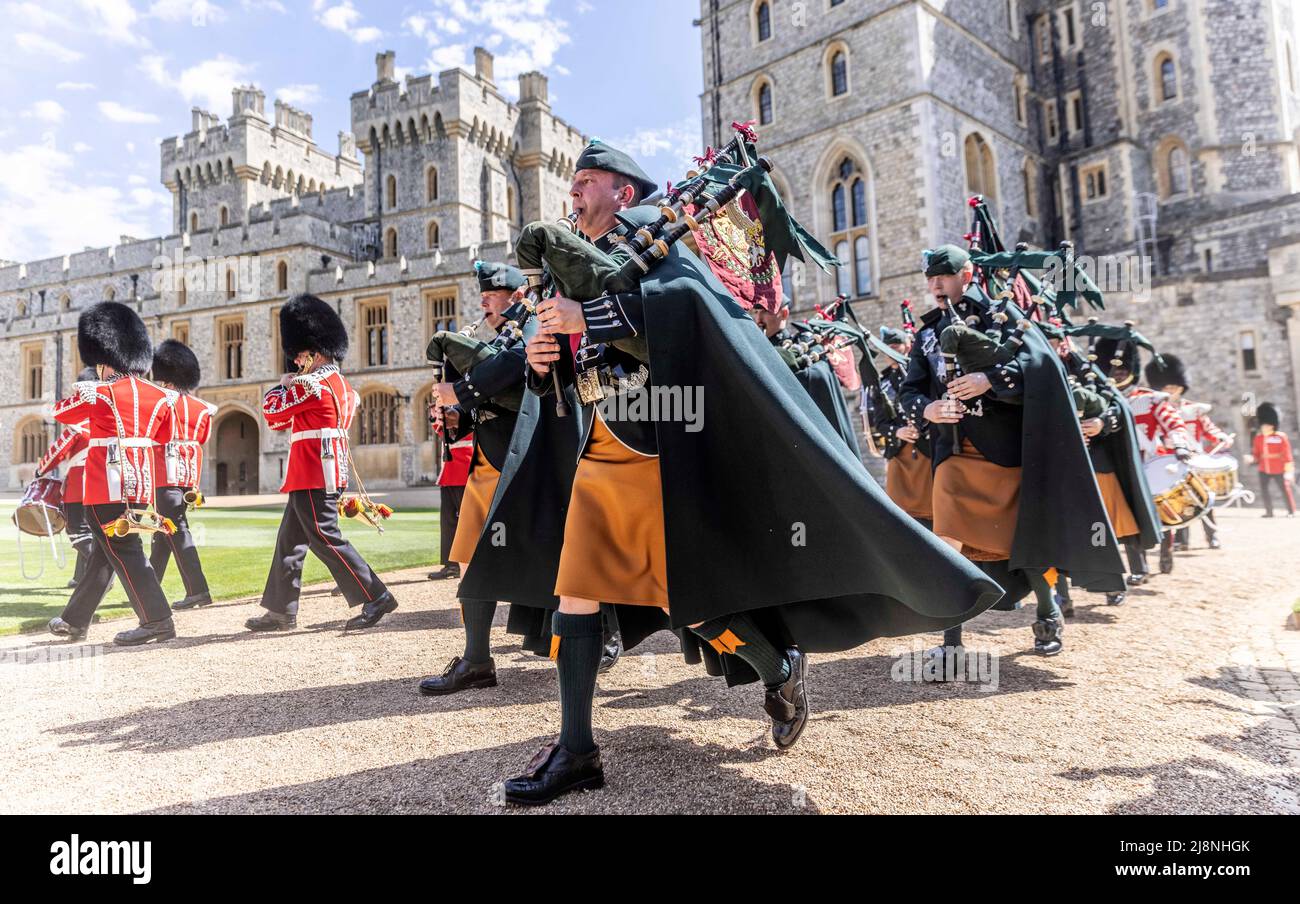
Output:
[832,184,846,232]
[851,179,866,227]
[759,83,772,124]
[854,236,871,296]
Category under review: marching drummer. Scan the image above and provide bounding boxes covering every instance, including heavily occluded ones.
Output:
[1146,353,1228,551]
[47,302,178,646]
[33,367,97,589]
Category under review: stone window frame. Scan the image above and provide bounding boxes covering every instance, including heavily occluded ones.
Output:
[385,173,398,210]
[427,220,441,250]
[1065,89,1085,136]
[1078,160,1111,204]
[171,319,190,346]
[1154,135,1193,200]
[752,0,772,45]
[60,292,72,311]
[384,227,398,259]
[189,211,199,233]
[1152,49,1180,106]
[14,415,48,466]
[963,131,1000,207]
[219,205,229,227]
[276,259,289,294]
[1056,1,1081,54]
[418,383,439,444]
[752,74,776,126]
[824,40,851,100]
[102,287,115,303]
[21,340,44,401]
[1006,0,1020,40]
[1237,328,1261,375]
[1284,38,1297,95]
[1013,74,1028,127]
[357,295,391,369]
[426,165,439,202]
[1023,158,1039,219]
[225,266,237,300]
[1042,99,1060,144]
[1195,240,1220,274]
[825,154,874,299]
[1034,13,1052,63]
[214,314,246,381]
[424,285,460,347]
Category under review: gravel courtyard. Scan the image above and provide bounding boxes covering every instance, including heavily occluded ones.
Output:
[2,507,1298,815]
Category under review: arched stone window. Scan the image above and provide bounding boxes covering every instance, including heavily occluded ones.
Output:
[755,77,774,125]
[828,156,872,297]
[189,211,199,232]
[102,287,114,302]
[384,227,398,259]
[427,166,439,201]
[964,132,998,203]
[754,1,771,42]
[1023,159,1039,218]
[427,221,440,250]
[276,260,289,293]
[1155,52,1178,102]
[386,173,397,209]
[354,390,400,445]
[1156,136,1192,198]
[226,268,236,299]
[219,205,229,226]
[827,46,850,97]
[15,418,48,465]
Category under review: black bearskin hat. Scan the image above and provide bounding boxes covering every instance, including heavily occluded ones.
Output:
[78,301,152,375]
[280,294,348,362]
[1092,337,1138,378]
[152,339,201,392]
[1145,353,1188,391]
[1257,402,1280,429]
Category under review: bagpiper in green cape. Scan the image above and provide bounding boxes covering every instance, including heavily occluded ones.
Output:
[460,139,1004,806]
[899,244,1126,658]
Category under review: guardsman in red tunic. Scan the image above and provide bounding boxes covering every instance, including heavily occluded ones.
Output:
[34,368,97,587]
[47,302,178,645]
[1146,353,1228,551]
[245,294,397,632]
[148,339,217,610]
[428,432,472,581]
[1250,402,1296,517]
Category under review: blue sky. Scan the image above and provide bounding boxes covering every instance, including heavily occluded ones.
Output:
[0,0,705,263]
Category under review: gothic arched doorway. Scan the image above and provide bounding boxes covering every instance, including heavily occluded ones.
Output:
[214,410,260,496]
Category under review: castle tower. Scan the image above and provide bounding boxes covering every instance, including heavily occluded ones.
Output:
[160,85,364,235]
[349,49,586,262]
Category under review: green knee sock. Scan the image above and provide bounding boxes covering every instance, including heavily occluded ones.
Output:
[692,612,790,689]
[552,612,603,755]
[1029,571,1060,621]
[460,599,497,664]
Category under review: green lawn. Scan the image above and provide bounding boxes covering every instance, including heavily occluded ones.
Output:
[0,503,441,635]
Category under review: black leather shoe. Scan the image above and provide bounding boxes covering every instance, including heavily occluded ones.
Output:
[764,648,809,750]
[344,592,398,630]
[427,563,461,581]
[1126,572,1148,587]
[1106,591,1127,606]
[1032,618,1063,656]
[330,585,345,597]
[1208,536,1222,550]
[503,741,604,806]
[246,610,296,631]
[48,617,86,641]
[419,656,497,695]
[598,630,623,674]
[66,579,78,589]
[114,618,176,646]
[172,592,213,610]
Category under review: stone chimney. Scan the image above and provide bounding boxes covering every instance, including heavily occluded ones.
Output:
[474,47,495,84]
[274,100,313,139]
[376,50,396,84]
[518,71,549,105]
[231,86,266,120]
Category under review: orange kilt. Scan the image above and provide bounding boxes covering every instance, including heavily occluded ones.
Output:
[449,448,501,566]
[554,415,669,607]
[932,439,1021,562]
[886,445,934,520]
[1096,470,1139,540]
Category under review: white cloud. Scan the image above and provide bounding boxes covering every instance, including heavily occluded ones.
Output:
[75,0,146,46]
[277,83,321,106]
[427,44,470,73]
[141,54,256,113]
[14,32,83,63]
[0,143,167,262]
[128,173,148,184]
[24,100,67,123]
[5,2,72,29]
[613,116,704,172]
[314,1,382,43]
[73,142,92,153]
[405,13,428,37]
[149,0,227,24]
[240,0,286,11]
[98,101,161,124]
[56,81,96,91]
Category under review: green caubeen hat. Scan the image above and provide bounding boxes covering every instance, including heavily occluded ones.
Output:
[923,245,971,277]
[474,259,526,293]
[574,138,658,200]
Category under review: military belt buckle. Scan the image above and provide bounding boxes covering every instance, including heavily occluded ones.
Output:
[576,369,605,405]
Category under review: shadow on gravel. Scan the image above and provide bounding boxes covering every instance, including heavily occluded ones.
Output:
[136,726,822,815]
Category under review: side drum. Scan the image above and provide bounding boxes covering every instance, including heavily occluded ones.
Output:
[13,477,66,537]
[1189,453,1238,500]
[1144,455,1213,528]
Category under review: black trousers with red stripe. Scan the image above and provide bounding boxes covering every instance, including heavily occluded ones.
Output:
[61,502,172,630]
[149,486,210,598]
[260,489,389,614]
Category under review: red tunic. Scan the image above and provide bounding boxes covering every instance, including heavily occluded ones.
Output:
[36,421,90,504]
[1181,403,1231,453]
[53,376,175,506]
[154,392,217,489]
[1253,432,1294,475]
[1125,386,1191,461]
[263,365,357,493]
